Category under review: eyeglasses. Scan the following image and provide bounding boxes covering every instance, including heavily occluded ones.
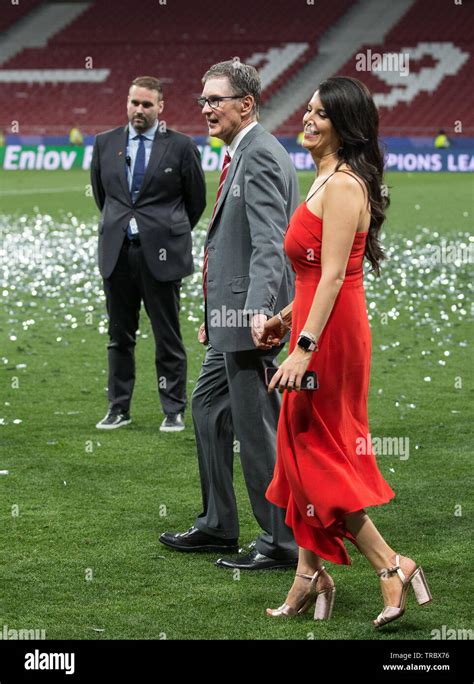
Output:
[196,95,245,109]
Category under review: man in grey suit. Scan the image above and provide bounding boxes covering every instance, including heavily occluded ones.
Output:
[91,76,206,432]
[160,60,299,569]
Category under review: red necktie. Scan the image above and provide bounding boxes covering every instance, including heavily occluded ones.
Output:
[202,151,232,298]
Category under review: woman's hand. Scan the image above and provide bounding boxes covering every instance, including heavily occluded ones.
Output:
[255,315,289,350]
[268,347,312,392]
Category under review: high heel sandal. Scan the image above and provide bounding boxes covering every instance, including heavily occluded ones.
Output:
[373,554,432,628]
[266,566,336,620]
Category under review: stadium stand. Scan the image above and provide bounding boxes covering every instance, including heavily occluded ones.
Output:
[0,0,351,135]
[0,0,43,34]
[0,0,472,137]
[276,0,474,136]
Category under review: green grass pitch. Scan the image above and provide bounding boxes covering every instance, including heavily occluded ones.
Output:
[0,169,472,640]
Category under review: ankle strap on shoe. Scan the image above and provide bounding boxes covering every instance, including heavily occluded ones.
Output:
[377,554,406,583]
[296,566,325,581]
[377,565,400,578]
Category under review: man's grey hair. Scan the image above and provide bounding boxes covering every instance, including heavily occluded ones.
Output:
[202,58,261,117]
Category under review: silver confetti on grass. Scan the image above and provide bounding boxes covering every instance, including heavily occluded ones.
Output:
[365,228,472,360]
[0,215,470,364]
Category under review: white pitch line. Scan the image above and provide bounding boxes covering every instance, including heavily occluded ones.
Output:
[0,186,87,196]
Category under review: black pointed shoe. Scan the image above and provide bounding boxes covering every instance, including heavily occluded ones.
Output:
[159,526,238,552]
[215,548,298,570]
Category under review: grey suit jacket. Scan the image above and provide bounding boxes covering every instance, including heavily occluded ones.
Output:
[91,125,206,281]
[206,123,299,352]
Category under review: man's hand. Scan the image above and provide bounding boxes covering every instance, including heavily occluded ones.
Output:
[255,314,288,350]
[251,313,268,347]
[198,322,208,345]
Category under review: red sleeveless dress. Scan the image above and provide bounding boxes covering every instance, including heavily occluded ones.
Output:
[265,201,395,565]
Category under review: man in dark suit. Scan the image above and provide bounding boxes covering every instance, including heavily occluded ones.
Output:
[91,76,206,432]
[160,60,299,569]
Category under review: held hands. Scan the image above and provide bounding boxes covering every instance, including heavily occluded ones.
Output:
[199,312,287,348]
[251,313,270,348]
[267,347,312,393]
[254,314,289,350]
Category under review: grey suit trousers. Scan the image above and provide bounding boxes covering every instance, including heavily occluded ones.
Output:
[192,343,297,560]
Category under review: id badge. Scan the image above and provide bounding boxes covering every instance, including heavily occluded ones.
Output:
[129,217,139,235]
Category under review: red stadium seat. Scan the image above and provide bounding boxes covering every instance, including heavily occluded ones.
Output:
[276,0,473,136]
[0,0,471,137]
[0,0,43,34]
[0,0,352,135]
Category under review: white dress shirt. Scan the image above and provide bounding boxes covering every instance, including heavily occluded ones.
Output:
[227,121,258,159]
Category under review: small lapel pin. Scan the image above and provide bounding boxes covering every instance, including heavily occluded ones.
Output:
[164,167,173,173]
[118,151,123,156]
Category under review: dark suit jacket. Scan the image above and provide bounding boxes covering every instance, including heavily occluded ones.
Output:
[91,125,206,281]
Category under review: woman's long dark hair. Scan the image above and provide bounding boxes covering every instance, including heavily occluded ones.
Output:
[318,76,388,275]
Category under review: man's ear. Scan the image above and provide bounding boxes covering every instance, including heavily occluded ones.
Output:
[241,95,255,116]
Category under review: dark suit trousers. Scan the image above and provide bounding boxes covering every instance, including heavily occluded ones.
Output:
[103,240,186,415]
[192,343,297,560]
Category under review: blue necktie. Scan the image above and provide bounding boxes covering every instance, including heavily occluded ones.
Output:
[127,134,146,238]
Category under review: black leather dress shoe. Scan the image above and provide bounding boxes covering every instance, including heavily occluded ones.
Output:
[159,526,238,552]
[215,548,298,570]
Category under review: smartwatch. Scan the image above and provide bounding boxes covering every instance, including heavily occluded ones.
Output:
[297,331,318,353]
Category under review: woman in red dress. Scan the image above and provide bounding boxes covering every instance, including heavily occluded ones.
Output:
[258,77,432,627]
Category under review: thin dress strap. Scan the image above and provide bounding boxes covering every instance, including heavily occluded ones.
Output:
[306,169,366,203]
[306,172,336,203]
